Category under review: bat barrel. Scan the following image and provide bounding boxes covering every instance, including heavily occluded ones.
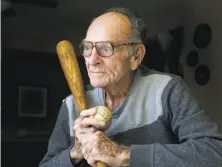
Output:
[56,40,87,111]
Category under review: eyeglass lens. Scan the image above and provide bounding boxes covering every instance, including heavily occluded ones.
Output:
[80,42,114,57]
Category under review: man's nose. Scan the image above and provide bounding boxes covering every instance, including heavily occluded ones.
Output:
[89,47,102,65]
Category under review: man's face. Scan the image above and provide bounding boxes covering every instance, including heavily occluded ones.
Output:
[83,13,134,88]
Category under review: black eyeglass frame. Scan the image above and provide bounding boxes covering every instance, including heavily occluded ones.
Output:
[79,40,142,57]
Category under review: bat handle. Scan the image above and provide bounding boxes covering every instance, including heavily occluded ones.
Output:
[97,161,107,167]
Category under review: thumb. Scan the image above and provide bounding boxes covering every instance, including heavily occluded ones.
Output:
[80,107,97,118]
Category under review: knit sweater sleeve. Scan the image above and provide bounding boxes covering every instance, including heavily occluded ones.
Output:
[38,101,75,167]
[130,76,222,167]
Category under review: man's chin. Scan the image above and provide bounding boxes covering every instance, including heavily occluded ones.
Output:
[90,80,106,88]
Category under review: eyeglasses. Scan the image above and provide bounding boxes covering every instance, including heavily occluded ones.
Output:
[79,41,141,57]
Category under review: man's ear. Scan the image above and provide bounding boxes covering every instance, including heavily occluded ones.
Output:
[130,44,146,70]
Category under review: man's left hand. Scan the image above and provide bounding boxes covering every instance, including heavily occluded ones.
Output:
[78,131,130,167]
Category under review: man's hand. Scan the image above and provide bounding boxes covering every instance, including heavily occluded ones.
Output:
[78,131,130,167]
[70,138,84,164]
[70,108,98,164]
[79,107,112,131]
[73,107,123,167]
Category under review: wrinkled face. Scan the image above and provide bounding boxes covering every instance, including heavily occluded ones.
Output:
[83,13,135,88]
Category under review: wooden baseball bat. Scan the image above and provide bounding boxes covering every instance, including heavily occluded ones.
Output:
[56,40,107,167]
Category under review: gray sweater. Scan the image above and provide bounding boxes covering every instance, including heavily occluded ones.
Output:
[39,66,222,167]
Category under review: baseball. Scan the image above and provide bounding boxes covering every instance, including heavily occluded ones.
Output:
[93,106,112,130]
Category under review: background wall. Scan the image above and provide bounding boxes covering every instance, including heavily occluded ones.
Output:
[2,0,190,52]
[182,0,222,129]
[2,0,222,130]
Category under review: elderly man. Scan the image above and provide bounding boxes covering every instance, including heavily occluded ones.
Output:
[39,7,222,167]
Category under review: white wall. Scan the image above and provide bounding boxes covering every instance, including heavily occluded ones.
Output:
[182,1,222,129]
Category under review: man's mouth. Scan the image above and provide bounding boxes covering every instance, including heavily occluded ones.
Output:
[89,71,105,73]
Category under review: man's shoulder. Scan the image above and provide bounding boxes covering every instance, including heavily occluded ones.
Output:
[62,94,74,103]
[137,66,185,94]
[61,85,97,102]
[61,85,100,112]
[137,66,175,86]
[138,65,179,80]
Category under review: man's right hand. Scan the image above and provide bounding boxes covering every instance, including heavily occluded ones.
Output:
[70,108,98,164]
[70,137,84,164]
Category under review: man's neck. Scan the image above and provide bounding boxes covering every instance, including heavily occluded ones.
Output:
[103,71,135,111]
